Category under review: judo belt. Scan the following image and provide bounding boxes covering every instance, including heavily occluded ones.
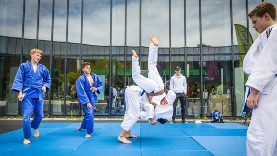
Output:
[146,90,164,96]
[23,86,43,100]
[140,90,145,96]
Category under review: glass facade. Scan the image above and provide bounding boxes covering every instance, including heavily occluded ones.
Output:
[0,0,275,117]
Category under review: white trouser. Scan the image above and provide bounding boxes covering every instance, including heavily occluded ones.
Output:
[132,43,166,105]
[121,86,141,131]
[121,86,156,131]
[132,43,164,93]
[132,55,156,93]
[247,84,277,156]
[148,43,164,92]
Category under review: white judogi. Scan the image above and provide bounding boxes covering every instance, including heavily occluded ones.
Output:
[120,86,150,131]
[121,42,176,131]
[121,86,176,131]
[243,24,277,156]
[132,43,166,105]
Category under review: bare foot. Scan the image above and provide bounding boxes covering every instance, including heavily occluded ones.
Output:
[132,50,139,59]
[34,129,39,138]
[23,138,31,144]
[118,135,132,144]
[150,36,159,46]
[150,119,157,125]
[125,133,137,138]
[85,134,91,138]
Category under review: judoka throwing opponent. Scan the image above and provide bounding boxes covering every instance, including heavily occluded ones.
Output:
[76,62,102,138]
[12,48,51,144]
[244,2,277,155]
[118,36,176,144]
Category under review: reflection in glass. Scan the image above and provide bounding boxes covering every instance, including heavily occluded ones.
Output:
[112,0,125,46]
[68,0,81,43]
[201,1,233,117]
[233,0,247,46]
[53,0,67,42]
[126,0,139,46]
[83,0,110,45]
[141,0,169,47]
[24,0,38,39]
[0,56,21,115]
[186,0,200,47]
[110,0,125,115]
[39,0,52,41]
[186,54,201,116]
[0,0,23,37]
[186,1,201,117]
[202,0,231,46]
[65,43,81,115]
[111,47,125,115]
[51,41,66,115]
[171,0,184,48]
[233,0,248,116]
[51,56,65,115]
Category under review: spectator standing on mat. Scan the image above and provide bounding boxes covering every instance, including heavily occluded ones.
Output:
[170,66,187,123]
[243,2,277,156]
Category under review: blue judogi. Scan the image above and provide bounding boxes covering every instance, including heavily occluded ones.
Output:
[12,62,51,139]
[76,73,102,134]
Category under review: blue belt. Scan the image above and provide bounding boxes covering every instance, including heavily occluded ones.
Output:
[140,90,145,96]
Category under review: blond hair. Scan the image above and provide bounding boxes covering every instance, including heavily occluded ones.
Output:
[30,48,43,55]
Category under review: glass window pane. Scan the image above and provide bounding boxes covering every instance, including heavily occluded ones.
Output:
[83,0,110,45]
[110,0,125,115]
[66,43,81,115]
[202,0,231,46]
[39,0,52,40]
[233,0,248,116]
[51,55,65,115]
[51,41,66,115]
[24,0,38,39]
[0,56,21,115]
[171,0,184,48]
[126,0,139,46]
[186,0,201,116]
[112,0,125,46]
[141,0,169,47]
[68,0,81,43]
[201,0,232,117]
[186,0,200,47]
[53,0,67,42]
[0,0,23,38]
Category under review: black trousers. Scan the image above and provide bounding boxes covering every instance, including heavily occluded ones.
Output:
[172,93,187,121]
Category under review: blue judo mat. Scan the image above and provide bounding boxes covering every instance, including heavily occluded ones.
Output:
[0,122,247,156]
